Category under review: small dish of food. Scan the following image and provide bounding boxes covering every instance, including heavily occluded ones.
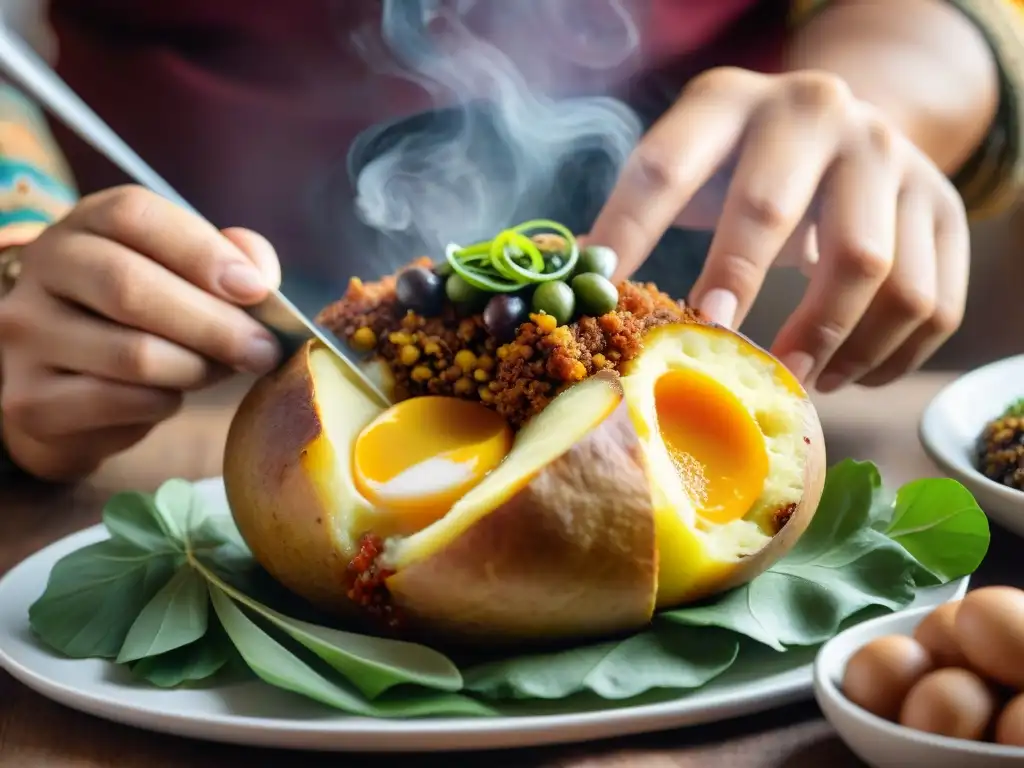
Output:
[814,586,1024,768]
[919,355,1024,537]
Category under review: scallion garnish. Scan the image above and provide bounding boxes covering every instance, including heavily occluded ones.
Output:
[444,220,579,294]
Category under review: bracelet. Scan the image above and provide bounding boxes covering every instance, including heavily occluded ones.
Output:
[0,241,24,297]
[0,221,48,299]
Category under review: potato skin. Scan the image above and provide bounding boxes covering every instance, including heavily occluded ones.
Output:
[386,377,659,645]
[223,341,359,617]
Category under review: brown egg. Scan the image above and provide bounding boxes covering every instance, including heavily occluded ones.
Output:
[842,635,935,722]
[995,692,1024,746]
[914,601,969,668]
[954,587,1024,689]
[899,668,998,741]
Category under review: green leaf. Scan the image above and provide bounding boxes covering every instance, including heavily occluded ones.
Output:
[28,539,180,658]
[463,627,739,701]
[117,565,209,663]
[660,460,918,651]
[192,556,463,698]
[130,618,235,688]
[154,478,203,543]
[885,478,990,582]
[190,513,250,555]
[102,491,180,553]
[208,584,493,718]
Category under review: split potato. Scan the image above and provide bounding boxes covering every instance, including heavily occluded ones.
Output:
[223,321,825,644]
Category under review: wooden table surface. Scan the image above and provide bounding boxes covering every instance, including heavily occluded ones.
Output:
[1,370,1021,768]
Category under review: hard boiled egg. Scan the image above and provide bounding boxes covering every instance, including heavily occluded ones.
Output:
[913,601,969,669]
[352,396,513,532]
[899,667,998,741]
[842,635,935,722]
[955,586,1024,690]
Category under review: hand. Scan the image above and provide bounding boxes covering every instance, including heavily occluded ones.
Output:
[590,67,970,392]
[0,185,283,481]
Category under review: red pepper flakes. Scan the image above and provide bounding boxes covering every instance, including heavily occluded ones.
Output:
[773,503,797,534]
[803,436,811,445]
[346,533,404,631]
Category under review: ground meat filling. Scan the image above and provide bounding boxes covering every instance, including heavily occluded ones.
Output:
[976,414,1024,491]
[772,503,797,534]
[346,534,402,631]
[316,262,703,427]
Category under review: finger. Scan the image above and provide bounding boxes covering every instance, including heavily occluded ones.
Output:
[38,231,281,374]
[1,422,158,482]
[771,147,899,386]
[688,96,843,327]
[1,371,183,440]
[25,293,215,389]
[592,69,764,283]
[816,189,937,392]
[857,190,970,386]
[222,227,282,291]
[68,186,273,305]
[774,221,818,271]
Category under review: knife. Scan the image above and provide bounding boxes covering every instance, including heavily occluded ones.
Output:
[0,23,391,405]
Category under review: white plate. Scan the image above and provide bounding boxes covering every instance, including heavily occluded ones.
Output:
[919,355,1024,537]
[0,477,968,753]
[815,605,1023,768]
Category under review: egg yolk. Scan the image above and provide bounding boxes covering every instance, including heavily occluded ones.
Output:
[352,396,513,531]
[655,368,769,525]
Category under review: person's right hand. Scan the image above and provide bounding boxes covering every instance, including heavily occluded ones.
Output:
[0,185,283,481]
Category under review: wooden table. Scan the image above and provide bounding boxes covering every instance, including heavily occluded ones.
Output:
[1,370,1020,768]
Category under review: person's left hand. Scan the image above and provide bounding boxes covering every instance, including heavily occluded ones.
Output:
[589,66,970,392]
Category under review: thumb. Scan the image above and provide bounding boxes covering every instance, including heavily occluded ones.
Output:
[221,227,282,292]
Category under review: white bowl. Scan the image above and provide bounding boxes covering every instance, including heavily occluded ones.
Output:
[919,355,1024,538]
[814,605,1024,768]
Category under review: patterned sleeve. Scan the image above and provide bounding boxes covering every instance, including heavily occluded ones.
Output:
[791,0,1024,220]
[0,80,78,250]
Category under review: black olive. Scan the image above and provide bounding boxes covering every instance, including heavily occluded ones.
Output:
[483,294,529,342]
[396,266,445,316]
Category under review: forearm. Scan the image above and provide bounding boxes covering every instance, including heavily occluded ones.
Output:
[786,0,999,176]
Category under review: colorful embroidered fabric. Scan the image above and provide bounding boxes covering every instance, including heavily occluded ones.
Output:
[0,82,77,250]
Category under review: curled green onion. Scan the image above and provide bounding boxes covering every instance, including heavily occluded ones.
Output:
[443,219,580,294]
[444,243,521,292]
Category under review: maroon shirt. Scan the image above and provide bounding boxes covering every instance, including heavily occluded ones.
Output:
[46,0,788,299]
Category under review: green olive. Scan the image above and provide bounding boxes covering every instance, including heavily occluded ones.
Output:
[531,280,575,326]
[445,273,486,306]
[576,245,619,280]
[434,260,454,278]
[571,273,619,317]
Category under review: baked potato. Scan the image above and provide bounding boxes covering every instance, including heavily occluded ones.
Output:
[223,319,824,645]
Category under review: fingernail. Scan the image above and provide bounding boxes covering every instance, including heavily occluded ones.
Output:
[781,351,815,383]
[219,262,266,300]
[242,335,281,374]
[698,289,738,328]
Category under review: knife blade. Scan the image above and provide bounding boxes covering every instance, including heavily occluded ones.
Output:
[0,23,391,404]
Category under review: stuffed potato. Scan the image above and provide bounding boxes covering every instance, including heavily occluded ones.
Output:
[223,223,825,646]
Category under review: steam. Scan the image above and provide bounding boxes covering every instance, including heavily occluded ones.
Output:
[351,0,643,264]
